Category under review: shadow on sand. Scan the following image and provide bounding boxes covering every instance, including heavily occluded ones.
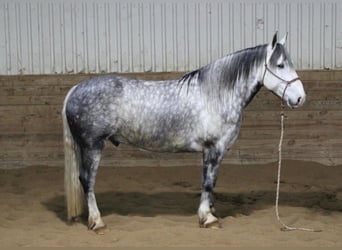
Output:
[43,189,342,224]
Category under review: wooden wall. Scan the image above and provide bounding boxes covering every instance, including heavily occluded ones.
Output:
[0,71,341,168]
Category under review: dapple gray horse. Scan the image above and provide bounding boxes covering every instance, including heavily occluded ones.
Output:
[62,33,305,233]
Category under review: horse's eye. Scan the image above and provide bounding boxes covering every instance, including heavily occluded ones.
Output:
[277,63,285,69]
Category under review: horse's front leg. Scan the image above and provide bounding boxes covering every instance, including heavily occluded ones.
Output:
[198,146,225,229]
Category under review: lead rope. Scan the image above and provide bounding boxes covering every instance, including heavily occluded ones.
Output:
[275,104,322,232]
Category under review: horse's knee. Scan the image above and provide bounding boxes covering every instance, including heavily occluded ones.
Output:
[203,177,216,192]
[204,182,213,192]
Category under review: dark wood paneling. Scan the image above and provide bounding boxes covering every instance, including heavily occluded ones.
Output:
[0,71,341,168]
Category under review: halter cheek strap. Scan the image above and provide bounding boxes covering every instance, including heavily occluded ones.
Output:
[263,63,300,85]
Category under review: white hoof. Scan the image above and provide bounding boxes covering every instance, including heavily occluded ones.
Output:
[88,216,107,234]
[199,212,221,229]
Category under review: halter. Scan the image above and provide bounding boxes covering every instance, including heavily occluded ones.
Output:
[265,61,321,233]
[262,61,300,107]
[261,56,319,232]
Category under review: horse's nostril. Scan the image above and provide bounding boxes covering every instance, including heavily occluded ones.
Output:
[297,97,301,104]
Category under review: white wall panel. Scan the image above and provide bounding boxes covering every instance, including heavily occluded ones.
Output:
[0,0,341,75]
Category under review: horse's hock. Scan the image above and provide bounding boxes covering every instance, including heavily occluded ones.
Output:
[0,70,341,169]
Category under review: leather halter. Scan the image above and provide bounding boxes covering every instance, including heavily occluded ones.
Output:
[262,61,300,106]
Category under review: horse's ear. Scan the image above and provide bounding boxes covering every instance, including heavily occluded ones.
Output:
[279,32,288,46]
[267,32,278,61]
[271,31,278,49]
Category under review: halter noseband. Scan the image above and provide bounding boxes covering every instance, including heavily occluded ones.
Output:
[262,61,300,106]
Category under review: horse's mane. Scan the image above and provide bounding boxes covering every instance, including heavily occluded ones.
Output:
[178,44,268,97]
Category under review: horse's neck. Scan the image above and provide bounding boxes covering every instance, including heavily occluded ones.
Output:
[218,65,262,110]
[240,70,263,108]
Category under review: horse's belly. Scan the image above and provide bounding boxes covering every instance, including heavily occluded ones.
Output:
[116,128,201,153]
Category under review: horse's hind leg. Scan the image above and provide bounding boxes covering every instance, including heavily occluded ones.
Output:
[79,143,106,234]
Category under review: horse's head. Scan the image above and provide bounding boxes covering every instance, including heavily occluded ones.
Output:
[263,32,306,108]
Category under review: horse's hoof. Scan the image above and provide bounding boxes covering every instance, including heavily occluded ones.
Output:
[200,220,221,229]
[88,217,106,234]
[199,212,221,229]
[88,223,108,234]
[94,225,108,235]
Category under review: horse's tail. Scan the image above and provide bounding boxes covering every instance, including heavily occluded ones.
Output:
[62,86,84,221]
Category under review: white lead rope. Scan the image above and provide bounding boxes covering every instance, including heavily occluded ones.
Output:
[275,110,322,232]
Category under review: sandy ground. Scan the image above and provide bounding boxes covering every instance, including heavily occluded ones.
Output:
[1,160,342,247]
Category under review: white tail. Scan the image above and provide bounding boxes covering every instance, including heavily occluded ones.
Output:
[62,86,84,220]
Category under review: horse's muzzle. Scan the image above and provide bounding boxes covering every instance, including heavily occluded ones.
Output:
[288,93,306,108]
